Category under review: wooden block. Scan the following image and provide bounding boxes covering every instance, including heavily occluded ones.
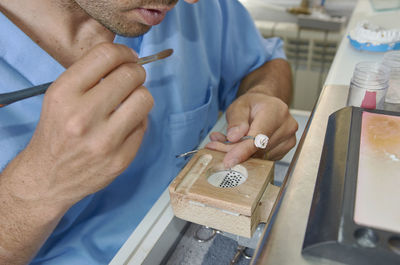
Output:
[169,149,280,238]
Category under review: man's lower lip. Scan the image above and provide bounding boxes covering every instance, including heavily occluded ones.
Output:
[135,8,167,26]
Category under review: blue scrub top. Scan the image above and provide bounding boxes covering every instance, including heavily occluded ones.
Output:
[0,0,285,264]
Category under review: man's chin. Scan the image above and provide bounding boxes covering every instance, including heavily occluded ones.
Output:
[104,22,152,37]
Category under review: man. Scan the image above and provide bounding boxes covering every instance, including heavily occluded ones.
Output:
[0,0,297,264]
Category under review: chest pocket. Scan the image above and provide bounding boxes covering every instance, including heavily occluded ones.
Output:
[167,85,218,170]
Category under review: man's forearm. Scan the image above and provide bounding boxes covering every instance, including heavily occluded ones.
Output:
[0,154,67,265]
[237,58,293,104]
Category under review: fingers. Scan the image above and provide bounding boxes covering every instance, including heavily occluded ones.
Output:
[83,62,146,115]
[225,104,250,142]
[113,120,147,174]
[205,140,234,153]
[26,43,151,203]
[266,115,298,152]
[245,97,289,140]
[107,86,154,144]
[267,136,297,160]
[207,94,298,167]
[52,43,138,95]
[222,140,257,168]
[209,132,227,142]
[46,43,147,131]
[222,97,279,167]
[208,130,296,168]
[205,137,257,168]
[98,120,148,188]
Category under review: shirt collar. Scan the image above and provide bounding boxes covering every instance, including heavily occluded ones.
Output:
[0,12,65,86]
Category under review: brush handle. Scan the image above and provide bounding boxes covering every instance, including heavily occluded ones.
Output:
[0,49,173,108]
[0,82,51,108]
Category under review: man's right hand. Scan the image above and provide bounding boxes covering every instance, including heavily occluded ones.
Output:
[2,43,153,210]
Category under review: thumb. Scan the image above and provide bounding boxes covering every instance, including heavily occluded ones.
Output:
[225,102,250,142]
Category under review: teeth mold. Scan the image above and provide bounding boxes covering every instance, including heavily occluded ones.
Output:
[348,21,400,52]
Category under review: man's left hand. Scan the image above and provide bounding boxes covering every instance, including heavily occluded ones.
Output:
[205,92,298,168]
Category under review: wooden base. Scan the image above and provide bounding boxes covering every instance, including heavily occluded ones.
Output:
[169,149,280,238]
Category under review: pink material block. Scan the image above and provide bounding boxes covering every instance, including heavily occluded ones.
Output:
[361,91,377,109]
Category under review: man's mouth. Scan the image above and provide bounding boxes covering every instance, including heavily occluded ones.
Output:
[134,7,172,26]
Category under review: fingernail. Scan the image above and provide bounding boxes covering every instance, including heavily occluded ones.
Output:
[227,126,240,140]
[224,158,239,169]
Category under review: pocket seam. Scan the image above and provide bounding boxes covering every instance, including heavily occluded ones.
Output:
[168,85,213,128]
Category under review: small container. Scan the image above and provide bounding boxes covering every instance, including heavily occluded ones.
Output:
[347,61,390,110]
